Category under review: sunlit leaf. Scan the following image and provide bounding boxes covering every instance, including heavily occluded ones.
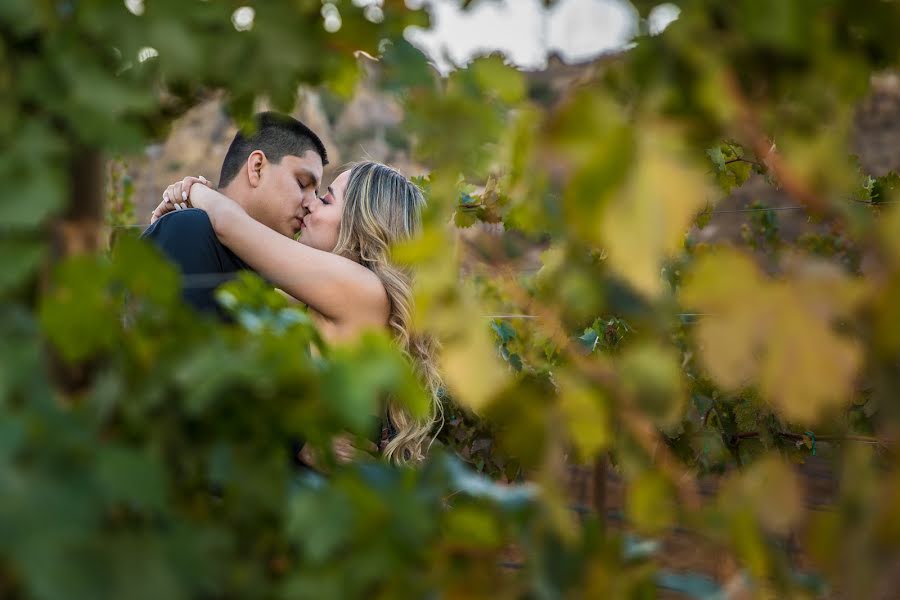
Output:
[601,130,711,297]
[720,456,802,535]
[627,472,676,534]
[558,374,610,462]
[681,249,864,424]
[441,321,509,412]
[443,505,502,548]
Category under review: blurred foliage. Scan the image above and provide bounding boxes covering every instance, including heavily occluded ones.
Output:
[105,157,135,230]
[4,0,900,598]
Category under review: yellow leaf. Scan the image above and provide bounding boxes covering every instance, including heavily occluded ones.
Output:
[444,506,502,548]
[679,248,766,310]
[681,248,863,425]
[601,131,711,297]
[391,228,448,266]
[627,472,676,534]
[558,374,610,462]
[783,254,867,321]
[440,321,509,412]
[779,124,857,200]
[729,510,771,580]
[693,310,764,389]
[721,456,802,535]
[761,291,862,423]
[536,244,566,279]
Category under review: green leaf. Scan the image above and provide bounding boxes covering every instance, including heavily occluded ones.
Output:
[471,55,526,104]
[550,90,636,245]
[868,171,900,204]
[443,454,536,512]
[619,343,686,430]
[39,256,119,363]
[0,415,26,462]
[577,328,599,352]
[95,446,168,512]
[695,206,712,230]
[656,571,723,599]
[111,234,180,309]
[0,306,44,403]
[706,146,726,172]
[324,334,429,432]
[444,505,502,548]
[0,238,45,294]
[378,38,435,94]
[453,208,480,228]
[173,340,256,416]
[0,167,65,228]
[287,489,355,564]
[490,320,516,344]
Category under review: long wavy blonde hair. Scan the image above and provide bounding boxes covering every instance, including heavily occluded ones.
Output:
[331,161,443,464]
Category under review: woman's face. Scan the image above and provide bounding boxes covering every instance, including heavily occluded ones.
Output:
[299,170,348,251]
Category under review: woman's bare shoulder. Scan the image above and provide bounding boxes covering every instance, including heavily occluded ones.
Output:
[343,264,391,325]
[306,263,390,337]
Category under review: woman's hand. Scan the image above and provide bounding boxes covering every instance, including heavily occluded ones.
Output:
[149,175,213,224]
[298,434,379,471]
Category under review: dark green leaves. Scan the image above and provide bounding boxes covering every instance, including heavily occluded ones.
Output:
[706,142,755,194]
[95,446,168,512]
[39,255,119,362]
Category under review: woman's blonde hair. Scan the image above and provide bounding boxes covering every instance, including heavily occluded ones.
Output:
[331,161,443,464]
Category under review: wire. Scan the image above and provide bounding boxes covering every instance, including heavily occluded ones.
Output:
[119,196,900,232]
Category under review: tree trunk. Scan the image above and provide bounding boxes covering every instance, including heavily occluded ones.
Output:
[54,147,106,258]
[47,147,106,393]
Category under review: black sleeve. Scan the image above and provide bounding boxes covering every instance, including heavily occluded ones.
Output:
[141,209,249,316]
[142,209,222,272]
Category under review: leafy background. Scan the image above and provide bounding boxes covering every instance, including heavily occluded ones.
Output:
[3,0,900,598]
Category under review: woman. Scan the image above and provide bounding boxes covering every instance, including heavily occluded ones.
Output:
[152,161,441,464]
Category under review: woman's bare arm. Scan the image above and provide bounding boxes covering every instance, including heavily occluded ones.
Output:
[189,183,389,327]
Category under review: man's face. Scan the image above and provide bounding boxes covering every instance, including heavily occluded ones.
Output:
[252,150,324,238]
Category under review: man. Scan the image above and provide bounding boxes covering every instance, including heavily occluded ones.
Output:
[142,111,327,318]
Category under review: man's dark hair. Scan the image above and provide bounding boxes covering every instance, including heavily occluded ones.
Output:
[218,112,328,187]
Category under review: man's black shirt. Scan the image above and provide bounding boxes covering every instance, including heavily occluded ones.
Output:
[141,209,252,318]
[141,209,319,467]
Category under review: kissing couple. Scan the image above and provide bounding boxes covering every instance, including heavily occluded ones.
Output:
[143,111,441,467]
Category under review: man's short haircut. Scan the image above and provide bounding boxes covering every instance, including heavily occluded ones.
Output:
[218,112,328,187]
